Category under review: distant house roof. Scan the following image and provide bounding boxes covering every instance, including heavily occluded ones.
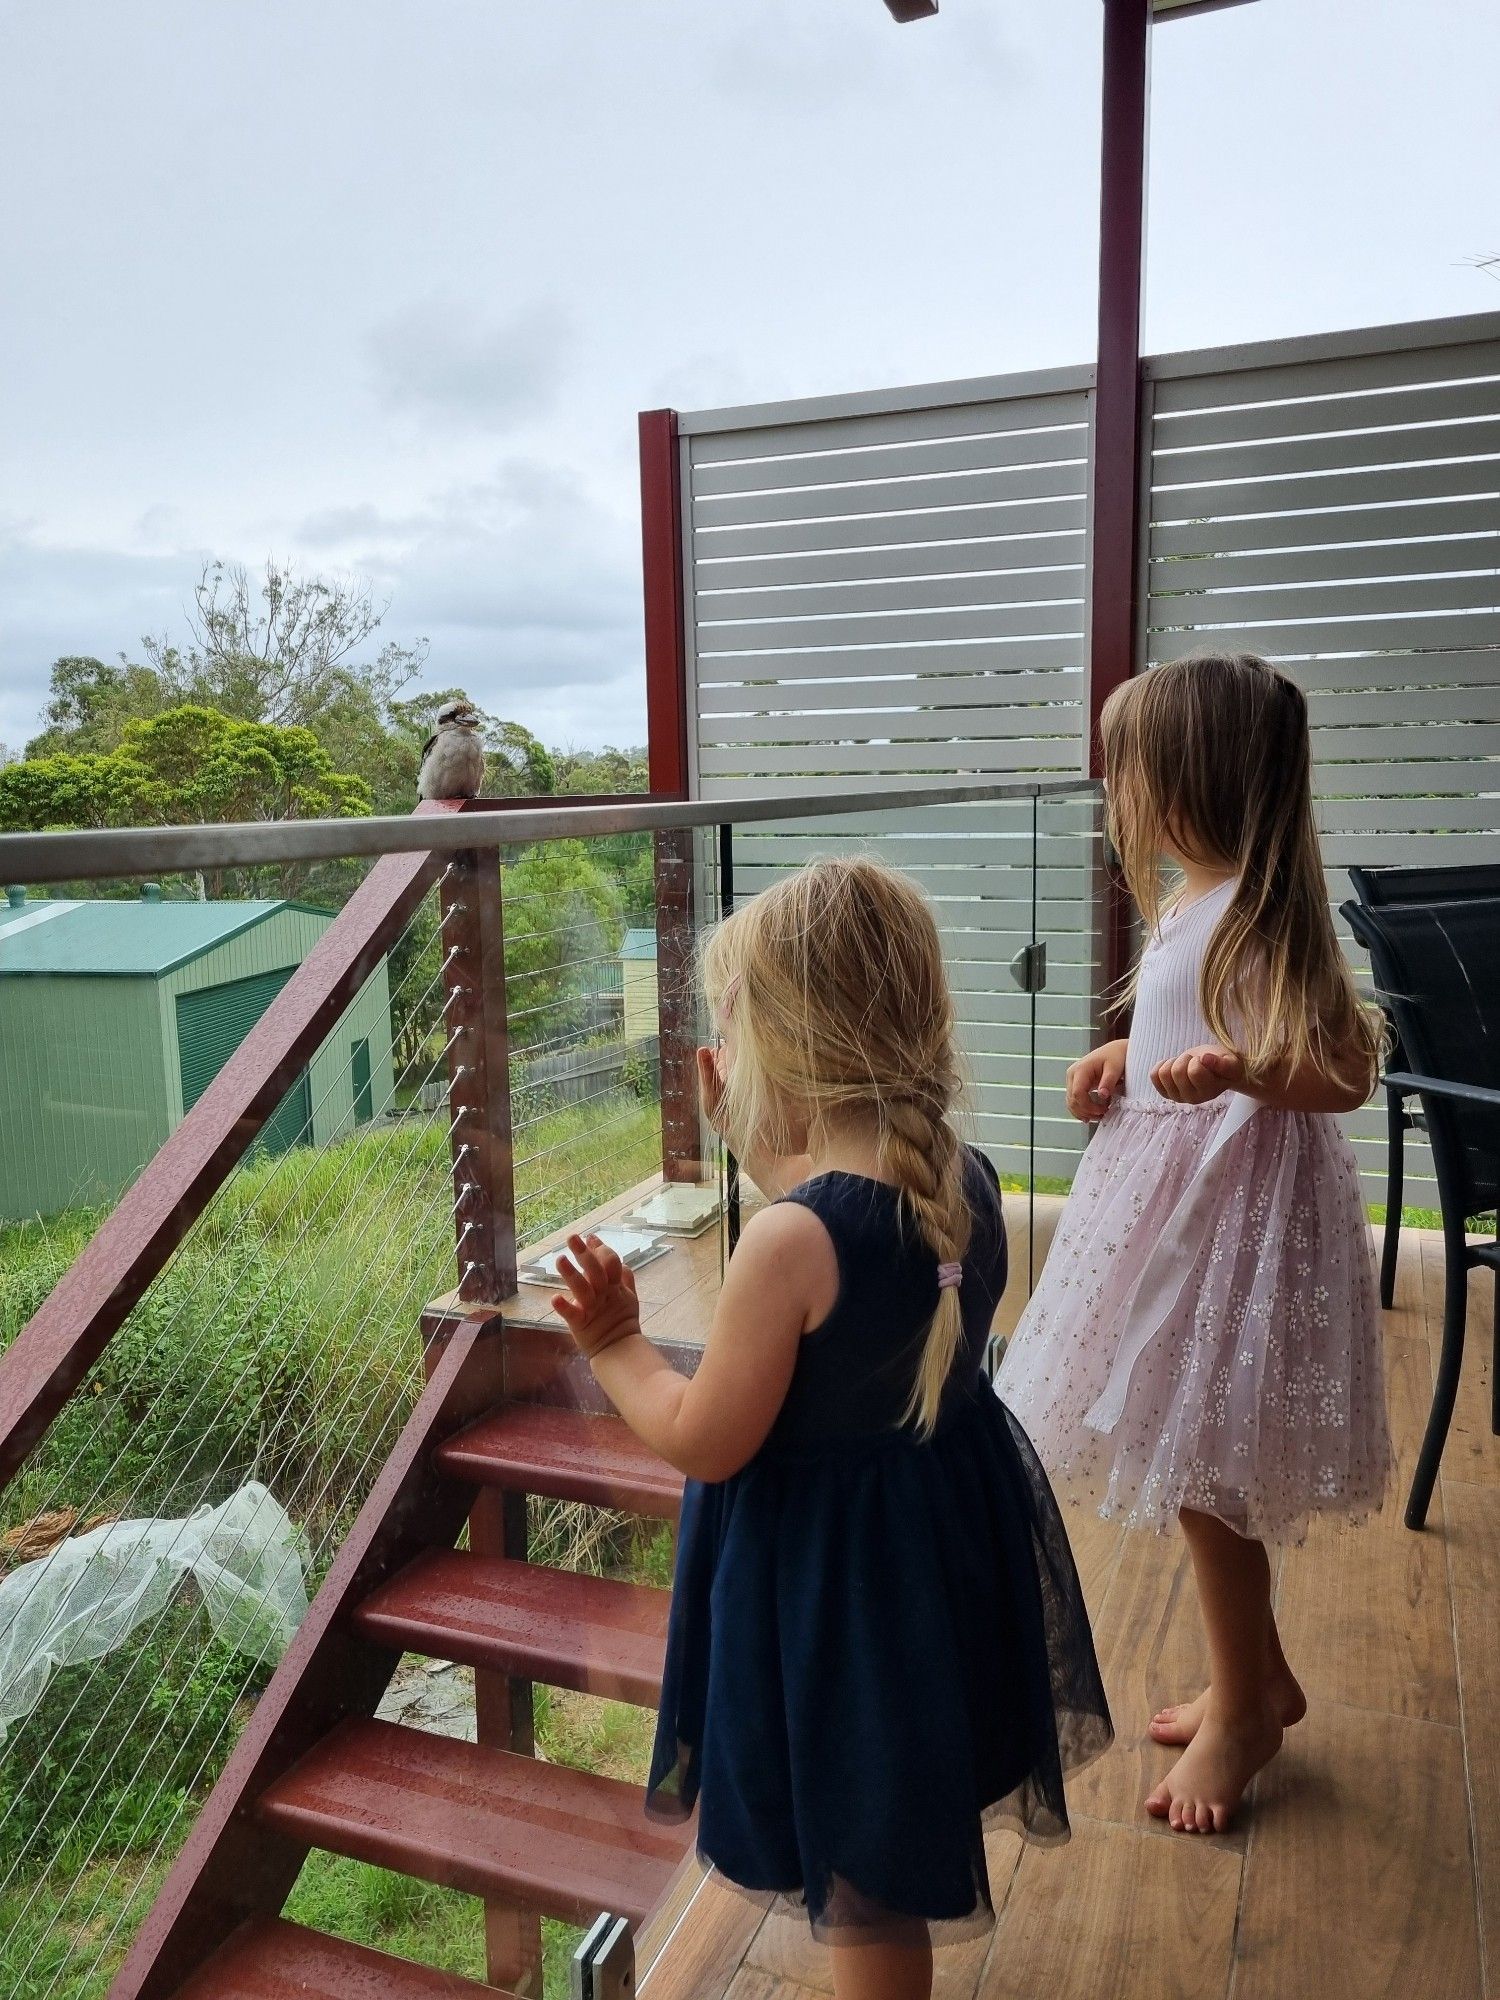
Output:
[620,927,657,962]
[0,894,323,978]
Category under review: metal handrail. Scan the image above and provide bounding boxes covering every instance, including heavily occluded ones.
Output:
[0,776,1099,885]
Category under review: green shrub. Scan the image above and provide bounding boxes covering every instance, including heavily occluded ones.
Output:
[0,1606,269,1875]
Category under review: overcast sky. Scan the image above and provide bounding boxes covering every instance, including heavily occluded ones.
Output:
[1,0,1496,759]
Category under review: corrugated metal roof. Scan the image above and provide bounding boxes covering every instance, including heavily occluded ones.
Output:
[0,897,295,977]
[620,927,657,961]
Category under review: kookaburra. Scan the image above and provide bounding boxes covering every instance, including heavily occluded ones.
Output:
[417,700,486,800]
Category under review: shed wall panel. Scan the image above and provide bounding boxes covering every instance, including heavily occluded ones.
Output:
[0,976,170,1220]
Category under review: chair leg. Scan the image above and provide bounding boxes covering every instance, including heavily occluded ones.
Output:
[1406,1245,1468,1530]
[1380,1090,1404,1310]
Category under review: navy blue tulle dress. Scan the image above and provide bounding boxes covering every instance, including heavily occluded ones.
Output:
[646,1150,1112,1946]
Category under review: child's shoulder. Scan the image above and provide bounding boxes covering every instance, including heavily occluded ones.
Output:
[744,1193,838,1253]
[737,1195,839,1274]
[733,1197,841,1333]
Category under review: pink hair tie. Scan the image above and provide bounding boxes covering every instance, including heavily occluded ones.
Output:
[936,1262,963,1291]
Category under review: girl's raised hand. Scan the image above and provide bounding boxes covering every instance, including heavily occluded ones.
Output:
[552,1233,641,1359]
[1151,1044,1246,1105]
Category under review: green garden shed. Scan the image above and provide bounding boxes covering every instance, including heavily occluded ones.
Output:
[0,885,394,1222]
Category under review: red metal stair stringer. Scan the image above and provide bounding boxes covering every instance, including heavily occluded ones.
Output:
[106,1309,509,2000]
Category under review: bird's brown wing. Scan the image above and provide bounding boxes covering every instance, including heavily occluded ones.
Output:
[420,731,439,762]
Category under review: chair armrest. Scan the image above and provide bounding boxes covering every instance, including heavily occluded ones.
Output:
[1384,1070,1500,1111]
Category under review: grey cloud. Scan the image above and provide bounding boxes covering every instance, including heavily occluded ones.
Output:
[0,499,642,757]
[298,457,642,711]
[367,299,571,431]
[0,534,206,750]
[706,0,1022,107]
[708,6,886,103]
[297,502,438,550]
[301,458,637,632]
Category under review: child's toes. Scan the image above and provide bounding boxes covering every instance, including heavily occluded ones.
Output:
[1145,1778,1171,1820]
[1149,1690,1209,1746]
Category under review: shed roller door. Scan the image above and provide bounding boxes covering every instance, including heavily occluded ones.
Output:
[177,970,311,1154]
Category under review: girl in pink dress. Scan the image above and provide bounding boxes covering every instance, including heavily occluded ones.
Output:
[997,651,1391,1835]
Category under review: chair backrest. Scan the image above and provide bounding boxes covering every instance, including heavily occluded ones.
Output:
[1348,861,1500,909]
[1341,896,1500,1219]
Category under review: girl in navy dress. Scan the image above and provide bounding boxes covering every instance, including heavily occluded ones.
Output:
[553,857,1110,2000]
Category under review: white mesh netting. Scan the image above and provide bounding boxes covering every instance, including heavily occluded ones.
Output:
[0,1482,308,1740]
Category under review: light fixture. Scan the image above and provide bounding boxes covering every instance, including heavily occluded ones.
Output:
[884,0,1252,23]
[1152,0,1258,17]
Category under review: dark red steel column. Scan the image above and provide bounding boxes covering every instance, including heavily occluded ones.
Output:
[640,409,690,804]
[441,845,518,1306]
[1088,0,1152,1030]
[640,408,704,1184]
[653,827,705,1184]
[434,834,538,1991]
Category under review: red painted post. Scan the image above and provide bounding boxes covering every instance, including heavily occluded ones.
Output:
[435,838,537,1994]
[1087,0,1152,1031]
[640,410,690,806]
[440,845,518,1307]
[639,409,705,1184]
[653,828,706,1183]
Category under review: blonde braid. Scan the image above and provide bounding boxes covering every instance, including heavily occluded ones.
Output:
[700,852,975,1438]
[882,1088,972,1438]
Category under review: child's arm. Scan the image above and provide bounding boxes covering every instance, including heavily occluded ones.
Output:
[552,1202,836,1483]
[1066,1037,1129,1121]
[1152,1043,1372,1114]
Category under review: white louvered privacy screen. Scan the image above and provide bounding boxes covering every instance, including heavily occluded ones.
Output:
[682,368,1098,1184]
[678,315,1500,1203]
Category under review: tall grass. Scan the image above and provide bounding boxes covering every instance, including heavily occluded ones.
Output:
[1,1097,661,1534]
[0,1091,662,2000]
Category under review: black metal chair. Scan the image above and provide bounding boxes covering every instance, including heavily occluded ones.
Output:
[1347,863,1500,1308]
[1341,896,1500,1530]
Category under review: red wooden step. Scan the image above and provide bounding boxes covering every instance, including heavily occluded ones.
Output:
[174,1916,512,1998]
[353,1550,670,1707]
[435,1405,683,1519]
[258,1718,691,1929]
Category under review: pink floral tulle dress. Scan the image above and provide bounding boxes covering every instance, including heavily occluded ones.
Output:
[997,879,1391,1546]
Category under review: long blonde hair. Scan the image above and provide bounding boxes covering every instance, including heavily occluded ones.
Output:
[1101,651,1381,1091]
[702,857,969,1437]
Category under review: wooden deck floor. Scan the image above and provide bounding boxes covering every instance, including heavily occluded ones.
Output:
[632,1210,1500,2000]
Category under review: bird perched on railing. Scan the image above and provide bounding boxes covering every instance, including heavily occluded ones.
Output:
[417,700,486,799]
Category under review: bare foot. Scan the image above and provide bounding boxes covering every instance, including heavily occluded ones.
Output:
[1145,1703,1283,1834]
[1149,1670,1307,1747]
